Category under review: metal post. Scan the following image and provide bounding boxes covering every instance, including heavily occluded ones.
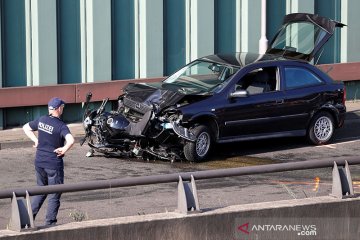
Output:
[331,161,354,199]
[177,175,200,214]
[8,191,36,232]
[259,0,268,54]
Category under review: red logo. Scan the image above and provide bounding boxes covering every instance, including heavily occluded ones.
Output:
[238,222,250,234]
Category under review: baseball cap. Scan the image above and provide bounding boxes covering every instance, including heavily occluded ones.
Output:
[48,97,66,110]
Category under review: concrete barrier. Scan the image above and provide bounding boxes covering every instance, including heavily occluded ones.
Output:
[1,195,359,240]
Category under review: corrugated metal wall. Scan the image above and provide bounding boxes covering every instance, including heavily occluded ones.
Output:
[0,0,359,128]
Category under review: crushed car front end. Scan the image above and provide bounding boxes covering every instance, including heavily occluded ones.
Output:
[81,59,240,161]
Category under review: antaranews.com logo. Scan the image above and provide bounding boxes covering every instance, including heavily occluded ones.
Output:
[234,218,318,240]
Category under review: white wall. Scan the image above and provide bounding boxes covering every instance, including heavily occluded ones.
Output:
[80,0,112,83]
[136,0,164,78]
[341,0,360,63]
[186,0,214,63]
[26,0,58,86]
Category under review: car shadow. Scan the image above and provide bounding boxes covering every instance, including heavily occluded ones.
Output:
[209,137,308,161]
[332,111,360,143]
[208,134,360,163]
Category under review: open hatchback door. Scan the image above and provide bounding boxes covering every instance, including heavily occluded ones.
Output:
[266,13,346,62]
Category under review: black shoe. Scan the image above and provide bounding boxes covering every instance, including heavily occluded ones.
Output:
[44,220,57,227]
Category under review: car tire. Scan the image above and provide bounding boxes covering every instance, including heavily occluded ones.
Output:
[307,111,335,145]
[184,125,212,162]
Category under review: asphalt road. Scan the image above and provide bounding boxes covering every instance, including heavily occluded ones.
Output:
[0,115,360,229]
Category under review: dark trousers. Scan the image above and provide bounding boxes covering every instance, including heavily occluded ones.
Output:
[31,166,64,225]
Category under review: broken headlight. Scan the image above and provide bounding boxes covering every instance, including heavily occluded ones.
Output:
[83,116,92,129]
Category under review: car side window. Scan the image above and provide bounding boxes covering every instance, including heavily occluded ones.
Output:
[236,67,279,95]
[284,67,323,90]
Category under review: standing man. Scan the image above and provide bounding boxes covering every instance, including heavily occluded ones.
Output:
[23,97,75,226]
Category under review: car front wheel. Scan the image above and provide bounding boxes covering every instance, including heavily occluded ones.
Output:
[184,125,212,162]
[307,111,334,145]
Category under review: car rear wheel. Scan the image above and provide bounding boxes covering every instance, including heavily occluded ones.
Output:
[307,112,334,145]
[184,125,212,162]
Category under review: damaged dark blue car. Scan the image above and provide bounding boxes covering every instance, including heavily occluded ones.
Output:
[81,13,346,162]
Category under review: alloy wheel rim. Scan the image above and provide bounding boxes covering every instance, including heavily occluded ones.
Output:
[196,132,210,157]
[314,116,333,141]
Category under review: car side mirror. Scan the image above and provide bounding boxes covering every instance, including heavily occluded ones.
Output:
[229,90,248,98]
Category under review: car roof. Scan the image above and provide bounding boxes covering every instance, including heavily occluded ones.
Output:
[200,52,307,68]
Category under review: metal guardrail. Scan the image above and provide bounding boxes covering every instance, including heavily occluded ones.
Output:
[2,157,359,231]
[1,157,360,199]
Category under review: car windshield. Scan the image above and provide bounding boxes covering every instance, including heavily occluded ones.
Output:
[163,60,240,94]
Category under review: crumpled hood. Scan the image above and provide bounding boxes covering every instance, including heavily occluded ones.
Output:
[123,83,185,111]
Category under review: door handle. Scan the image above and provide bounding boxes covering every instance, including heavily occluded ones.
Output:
[276,99,284,104]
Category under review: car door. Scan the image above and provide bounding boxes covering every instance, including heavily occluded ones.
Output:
[279,64,328,131]
[218,66,288,141]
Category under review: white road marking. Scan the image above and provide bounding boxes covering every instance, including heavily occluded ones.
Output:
[316,138,360,149]
[319,145,337,149]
